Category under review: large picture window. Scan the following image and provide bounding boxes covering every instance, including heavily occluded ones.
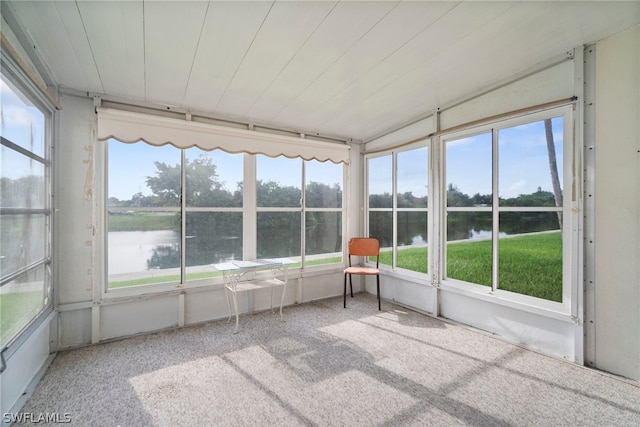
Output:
[365,107,572,307]
[107,141,182,288]
[107,143,343,290]
[0,73,52,347]
[257,155,343,266]
[443,111,568,303]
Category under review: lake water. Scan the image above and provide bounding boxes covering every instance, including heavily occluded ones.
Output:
[108,230,179,275]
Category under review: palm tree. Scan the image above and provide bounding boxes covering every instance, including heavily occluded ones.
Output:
[544,119,563,229]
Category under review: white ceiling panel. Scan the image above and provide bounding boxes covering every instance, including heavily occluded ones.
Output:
[272,1,463,129]
[214,0,338,117]
[144,0,209,104]
[3,0,639,142]
[244,0,397,124]
[182,1,272,111]
[303,1,518,135]
[49,1,104,93]
[76,1,145,99]
[8,0,101,92]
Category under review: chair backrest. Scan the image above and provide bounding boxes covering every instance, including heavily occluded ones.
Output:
[348,238,380,257]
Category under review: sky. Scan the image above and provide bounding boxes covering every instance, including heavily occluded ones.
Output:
[107,140,343,201]
[1,79,46,179]
[368,117,563,201]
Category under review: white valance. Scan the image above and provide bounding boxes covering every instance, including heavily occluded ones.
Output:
[97,107,349,164]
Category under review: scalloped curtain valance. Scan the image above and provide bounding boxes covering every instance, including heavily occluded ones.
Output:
[96,107,350,164]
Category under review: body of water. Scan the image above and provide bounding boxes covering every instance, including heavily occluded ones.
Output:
[108,230,179,275]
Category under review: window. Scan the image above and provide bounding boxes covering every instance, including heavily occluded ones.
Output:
[107,144,344,290]
[304,159,343,266]
[257,156,302,260]
[397,147,429,272]
[368,154,393,264]
[445,131,493,286]
[367,145,429,273]
[364,107,572,306]
[257,155,343,267]
[185,149,243,280]
[0,73,52,347]
[107,141,182,288]
[443,111,568,303]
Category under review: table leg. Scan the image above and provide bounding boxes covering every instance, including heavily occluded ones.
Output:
[279,282,286,321]
[224,284,232,324]
[232,290,240,334]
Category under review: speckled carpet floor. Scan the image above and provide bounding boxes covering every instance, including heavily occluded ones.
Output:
[18,294,640,426]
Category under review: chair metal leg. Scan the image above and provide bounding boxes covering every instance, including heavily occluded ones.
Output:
[377,275,381,310]
[343,274,347,308]
[349,275,353,297]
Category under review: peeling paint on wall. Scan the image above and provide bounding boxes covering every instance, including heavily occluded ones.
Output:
[83,143,94,200]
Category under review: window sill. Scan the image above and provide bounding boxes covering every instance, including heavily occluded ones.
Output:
[440,279,575,323]
[101,263,346,300]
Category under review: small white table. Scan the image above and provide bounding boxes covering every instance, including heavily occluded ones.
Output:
[214,259,290,333]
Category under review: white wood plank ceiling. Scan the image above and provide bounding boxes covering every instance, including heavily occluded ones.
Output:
[3,1,639,142]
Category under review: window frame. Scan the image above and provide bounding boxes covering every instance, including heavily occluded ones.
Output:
[0,66,55,353]
[363,105,578,315]
[105,143,345,295]
[438,106,577,312]
[365,139,430,277]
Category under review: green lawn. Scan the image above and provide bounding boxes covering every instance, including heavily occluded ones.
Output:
[108,256,343,289]
[1,290,44,347]
[108,212,176,231]
[379,232,562,302]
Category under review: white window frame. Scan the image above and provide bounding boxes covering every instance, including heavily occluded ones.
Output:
[105,144,345,295]
[438,106,578,314]
[0,66,55,355]
[365,139,430,279]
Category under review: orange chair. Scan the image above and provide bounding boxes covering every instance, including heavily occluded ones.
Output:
[343,238,381,310]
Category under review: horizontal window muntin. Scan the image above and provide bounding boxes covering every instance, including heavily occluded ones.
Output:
[1,136,48,166]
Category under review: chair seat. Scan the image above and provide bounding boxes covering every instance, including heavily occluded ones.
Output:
[344,266,379,275]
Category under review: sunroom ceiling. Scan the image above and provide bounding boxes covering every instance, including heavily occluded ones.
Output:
[4,1,639,142]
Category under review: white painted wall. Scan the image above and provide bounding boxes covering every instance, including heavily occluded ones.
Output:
[0,315,54,421]
[594,25,640,380]
[56,94,97,348]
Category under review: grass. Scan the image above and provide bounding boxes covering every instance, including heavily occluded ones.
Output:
[1,290,44,347]
[379,231,562,302]
[107,257,343,289]
[498,232,562,301]
[108,213,176,232]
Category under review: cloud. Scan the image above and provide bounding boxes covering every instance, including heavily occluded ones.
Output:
[446,136,475,147]
[1,80,42,129]
[504,179,526,198]
[1,105,34,127]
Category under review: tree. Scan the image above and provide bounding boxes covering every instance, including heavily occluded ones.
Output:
[544,118,563,228]
[446,184,472,207]
[145,162,181,206]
